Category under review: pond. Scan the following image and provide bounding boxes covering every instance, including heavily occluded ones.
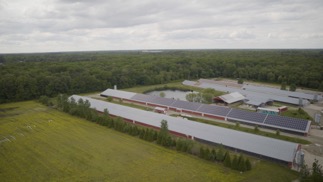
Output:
[146,90,197,101]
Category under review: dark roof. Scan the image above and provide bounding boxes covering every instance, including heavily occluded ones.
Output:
[227,108,266,124]
[100,89,311,134]
[170,100,202,111]
[197,104,231,116]
[70,95,300,163]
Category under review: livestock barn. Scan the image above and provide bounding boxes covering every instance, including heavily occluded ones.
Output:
[70,95,302,168]
[100,89,311,136]
[184,79,323,106]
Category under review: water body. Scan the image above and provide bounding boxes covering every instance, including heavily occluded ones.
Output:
[146,90,196,101]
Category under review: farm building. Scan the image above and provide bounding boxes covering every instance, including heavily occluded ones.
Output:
[257,107,280,115]
[279,106,288,112]
[256,106,288,115]
[214,92,245,105]
[154,107,167,114]
[100,89,136,100]
[244,100,266,107]
[183,79,322,106]
[70,95,302,167]
[100,89,311,136]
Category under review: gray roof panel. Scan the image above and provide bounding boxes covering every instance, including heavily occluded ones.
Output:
[102,89,310,134]
[152,96,176,106]
[218,92,245,104]
[193,80,312,106]
[227,108,266,124]
[131,94,156,103]
[170,100,202,111]
[243,85,318,100]
[101,89,137,99]
[199,82,237,93]
[245,100,264,106]
[265,115,310,131]
[197,104,231,116]
[70,95,299,163]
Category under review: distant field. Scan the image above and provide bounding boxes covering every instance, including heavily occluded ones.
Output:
[0,101,298,181]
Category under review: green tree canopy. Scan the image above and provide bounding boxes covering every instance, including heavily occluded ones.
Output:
[289,83,297,91]
[281,82,287,90]
[224,152,232,168]
[159,92,165,98]
[1,50,323,103]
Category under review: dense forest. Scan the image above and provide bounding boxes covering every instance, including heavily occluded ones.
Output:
[1,49,323,103]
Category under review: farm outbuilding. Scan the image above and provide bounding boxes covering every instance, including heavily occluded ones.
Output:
[99,89,311,136]
[257,107,280,115]
[100,88,136,100]
[183,79,318,106]
[245,100,265,107]
[214,92,245,105]
[70,95,302,167]
[154,107,166,114]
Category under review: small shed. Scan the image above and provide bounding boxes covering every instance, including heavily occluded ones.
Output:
[154,107,166,114]
[257,107,280,115]
[278,106,288,112]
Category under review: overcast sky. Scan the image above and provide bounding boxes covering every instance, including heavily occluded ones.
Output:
[0,0,322,53]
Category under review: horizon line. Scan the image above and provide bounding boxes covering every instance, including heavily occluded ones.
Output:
[1,48,323,55]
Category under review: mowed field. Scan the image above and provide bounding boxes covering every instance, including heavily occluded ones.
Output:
[0,101,298,181]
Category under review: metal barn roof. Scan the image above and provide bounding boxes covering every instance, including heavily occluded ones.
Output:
[243,85,322,101]
[217,92,245,104]
[70,95,299,163]
[100,89,311,134]
[197,104,231,116]
[101,89,137,100]
[245,100,264,107]
[184,80,311,106]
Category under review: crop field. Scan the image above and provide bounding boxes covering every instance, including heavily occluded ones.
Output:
[0,101,298,181]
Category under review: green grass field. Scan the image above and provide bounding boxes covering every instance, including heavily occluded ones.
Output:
[281,109,313,121]
[0,101,298,181]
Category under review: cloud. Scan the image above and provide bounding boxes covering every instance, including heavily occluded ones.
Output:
[229,30,255,39]
[0,0,322,53]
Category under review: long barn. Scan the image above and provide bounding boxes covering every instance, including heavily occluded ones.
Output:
[70,95,301,167]
[100,89,311,136]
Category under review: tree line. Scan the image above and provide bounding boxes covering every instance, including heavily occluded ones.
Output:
[199,145,251,172]
[300,159,323,182]
[2,49,323,103]
[50,94,253,172]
